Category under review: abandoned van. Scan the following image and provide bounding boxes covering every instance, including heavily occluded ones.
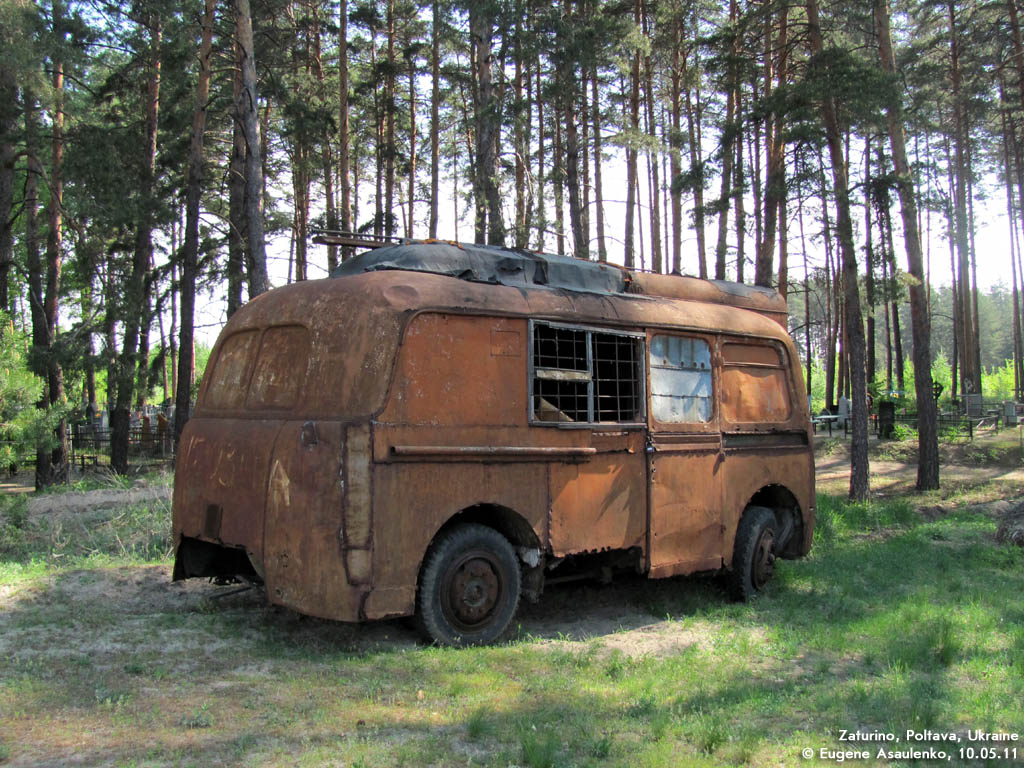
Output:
[172,241,815,646]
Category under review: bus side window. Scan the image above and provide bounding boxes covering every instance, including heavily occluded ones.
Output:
[531,322,643,424]
[649,335,712,424]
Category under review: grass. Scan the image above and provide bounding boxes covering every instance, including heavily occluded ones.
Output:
[0,492,173,571]
[1,476,1023,766]
[29,465,173,495]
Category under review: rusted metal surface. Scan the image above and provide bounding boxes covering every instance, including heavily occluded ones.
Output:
[173,243,815,630]
[263,420,348,619]
[549,430,646,556]
[629,272,789,327]
[648,433,724,578]
[367,462,549,619]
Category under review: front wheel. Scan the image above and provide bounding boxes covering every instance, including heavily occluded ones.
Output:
[728,506,778,601]
[416,523,521,646]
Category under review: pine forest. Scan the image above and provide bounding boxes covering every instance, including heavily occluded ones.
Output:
[3,0,1024,496]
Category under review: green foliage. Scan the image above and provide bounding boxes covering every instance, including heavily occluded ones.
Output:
[0,493,172,565]
[519,726,560,768]
[982,359,1016,401]
[0,317,56,469]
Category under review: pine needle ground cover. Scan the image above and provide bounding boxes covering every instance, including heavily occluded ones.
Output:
[1,476,1022,767]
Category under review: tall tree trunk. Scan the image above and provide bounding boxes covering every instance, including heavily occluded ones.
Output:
[714,0,739,281]
[734,89,746,282]
[176,0,214,445]
[236,0,268,296]
[407,52,417,238]
[808,0,869,498]
[535,58,546,250]
[799,190,812,394]
[642,0,661,272]
[554,117,565,256]
[339,0,352,256]
[429,0,441,239]
[469,4,504,245]
[560,0,585,259]
[513,8,526,248]
[25,90,51,488]
[113,15,161,475]
[581,73,591,256]
[683,66,706,276]
[0,52,14,315]
[1005,110,1024,397]
[669,30,682,273]
[818,151,836,410]
[756,1,789,288]
[592,66,608,263]
[875,0,938,487]
[227,56,246,316]
[170,232,178,402]
[44,2,68,482]
[311,12,337,270]
[864,138,876,384]
[293,158,308,281]
[625,1,641,269]
[947,1,977,396]
[135,266,154,409]
[1005,86,1024,398]
[384,0,397,237]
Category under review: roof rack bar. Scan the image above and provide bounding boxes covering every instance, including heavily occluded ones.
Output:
[311,230,403,250]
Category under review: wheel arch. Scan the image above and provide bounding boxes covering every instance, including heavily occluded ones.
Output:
[745,484,804,558]
[416,503,541,588]
[433,502,543,552]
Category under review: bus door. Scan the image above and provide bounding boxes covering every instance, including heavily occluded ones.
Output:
[646,332,724,577]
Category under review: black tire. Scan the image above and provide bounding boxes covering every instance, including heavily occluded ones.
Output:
[415,523,521,646]
[728,505,778,601]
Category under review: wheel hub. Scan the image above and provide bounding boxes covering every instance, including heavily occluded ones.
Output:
[752,529,776,589]
[448,556,500,627]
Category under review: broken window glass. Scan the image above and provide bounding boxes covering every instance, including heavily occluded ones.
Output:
[649,335,713,423]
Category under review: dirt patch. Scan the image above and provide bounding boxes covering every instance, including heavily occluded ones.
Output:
[814,438,1024,497]
[0,561,727,665]
[26,486,171,521]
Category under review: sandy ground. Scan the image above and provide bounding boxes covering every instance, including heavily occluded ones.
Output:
[24,485,172,521]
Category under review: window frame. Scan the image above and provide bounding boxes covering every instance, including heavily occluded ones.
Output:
[647,331,718,428]
[528,320,646,428]
[719,338,794,426]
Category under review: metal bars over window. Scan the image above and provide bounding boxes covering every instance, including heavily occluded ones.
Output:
[531,322,643,424]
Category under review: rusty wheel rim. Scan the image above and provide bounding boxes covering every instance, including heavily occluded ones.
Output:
[751,528,776,589]
[441,552,502,632]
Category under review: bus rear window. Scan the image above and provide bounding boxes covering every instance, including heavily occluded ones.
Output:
[247,326,310,410]
[204,330,259,410]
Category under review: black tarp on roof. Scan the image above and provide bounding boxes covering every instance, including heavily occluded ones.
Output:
[330,241,629,295]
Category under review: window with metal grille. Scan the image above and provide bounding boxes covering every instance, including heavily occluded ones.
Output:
[531,322,642,424]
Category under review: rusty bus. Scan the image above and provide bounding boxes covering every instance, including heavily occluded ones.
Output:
[172,241,815,646]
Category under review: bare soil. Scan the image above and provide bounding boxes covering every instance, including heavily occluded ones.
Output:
[25,485,172,521]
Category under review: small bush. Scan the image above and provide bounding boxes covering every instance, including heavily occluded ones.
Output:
[465,707,492,740]
[890,422,914,441]
[179,704,213,729]
[519,727,559,768]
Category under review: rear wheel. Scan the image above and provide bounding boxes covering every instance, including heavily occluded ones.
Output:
[729,506,778,601]
[416,524,521,646]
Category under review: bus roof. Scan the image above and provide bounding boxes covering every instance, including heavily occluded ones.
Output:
[330,241,788,326]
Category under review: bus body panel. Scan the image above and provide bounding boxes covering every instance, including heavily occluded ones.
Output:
[173,254,815,626]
